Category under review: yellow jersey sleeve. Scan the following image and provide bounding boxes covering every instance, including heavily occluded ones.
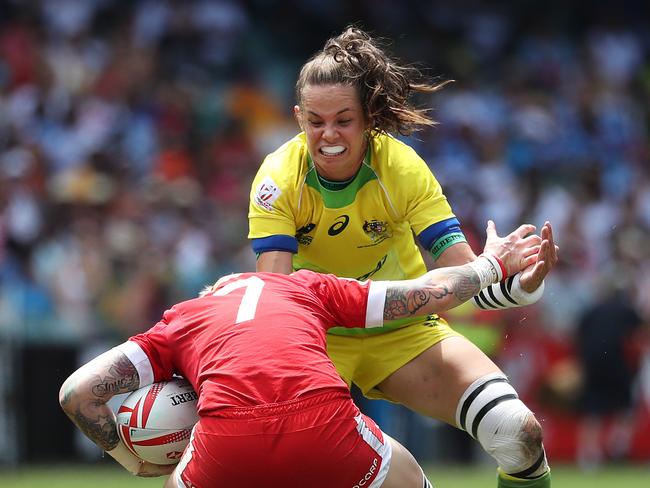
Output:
[370,135,454,235]
[248,134,309,253]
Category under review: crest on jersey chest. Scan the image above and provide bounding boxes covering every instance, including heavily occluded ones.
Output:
[359,219,392,247]
[295,216,392,248]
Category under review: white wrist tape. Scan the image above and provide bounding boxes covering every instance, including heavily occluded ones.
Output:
[107,442,144,475]
[468,255,500,288]
[479,253,506,281]
[472,273,545,310]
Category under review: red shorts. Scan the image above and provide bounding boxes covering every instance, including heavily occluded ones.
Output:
[174,390,392,488]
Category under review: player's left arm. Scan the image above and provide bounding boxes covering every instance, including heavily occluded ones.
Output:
[59,347,174,477]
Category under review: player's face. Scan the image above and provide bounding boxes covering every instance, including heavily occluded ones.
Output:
[294,84,369,181]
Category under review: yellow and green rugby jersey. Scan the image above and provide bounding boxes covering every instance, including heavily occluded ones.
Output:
[248,132,466,334]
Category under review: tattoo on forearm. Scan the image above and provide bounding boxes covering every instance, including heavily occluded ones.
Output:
[384,286,441,320]
[448,268,482,302]
[383,267,482,320]
[70,407,121,451]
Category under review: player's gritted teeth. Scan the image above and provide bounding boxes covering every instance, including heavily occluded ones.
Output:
[320,145,346,157]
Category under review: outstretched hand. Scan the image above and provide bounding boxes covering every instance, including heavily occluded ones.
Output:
[482,220,542,278]
[519,221,559,293]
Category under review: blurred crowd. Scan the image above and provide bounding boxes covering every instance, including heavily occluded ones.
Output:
[1,0,649,465]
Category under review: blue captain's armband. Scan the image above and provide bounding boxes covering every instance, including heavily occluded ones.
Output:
[418,218,467,261]
[251,235,298,254]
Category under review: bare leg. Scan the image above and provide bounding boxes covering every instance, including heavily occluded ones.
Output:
[381,435,431,488]
[164,470,179,488]
[378,335,549,486]
[378,335,501,425]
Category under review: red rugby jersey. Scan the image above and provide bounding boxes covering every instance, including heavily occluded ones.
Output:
[121,270,387,415]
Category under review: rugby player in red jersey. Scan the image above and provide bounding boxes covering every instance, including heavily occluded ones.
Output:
[59,221,544,487]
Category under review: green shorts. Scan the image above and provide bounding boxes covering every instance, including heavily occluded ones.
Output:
[326,316,461,400]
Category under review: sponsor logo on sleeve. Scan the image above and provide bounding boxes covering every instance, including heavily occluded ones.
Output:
[296,223,316,246]
[254,176,281,211]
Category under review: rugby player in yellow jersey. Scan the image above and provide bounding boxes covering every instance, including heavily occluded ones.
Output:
[248,27,558,488]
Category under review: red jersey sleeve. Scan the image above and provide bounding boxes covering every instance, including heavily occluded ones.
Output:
[127,306,181,383]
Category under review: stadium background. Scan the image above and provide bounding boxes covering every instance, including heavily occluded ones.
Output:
[0,0,649,484]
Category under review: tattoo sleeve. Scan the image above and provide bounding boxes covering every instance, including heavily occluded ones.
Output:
[383,265,482,321]
[60,349,140,451]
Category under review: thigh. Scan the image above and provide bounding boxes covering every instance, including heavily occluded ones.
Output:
[380,435,427,488]
[330,320,460,399]
[378,335,502,425]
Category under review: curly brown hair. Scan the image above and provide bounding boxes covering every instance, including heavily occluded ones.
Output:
[295,27,450,136]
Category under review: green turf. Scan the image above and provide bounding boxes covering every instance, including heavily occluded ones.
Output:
[425,464,650,487]
[0,463,648,487]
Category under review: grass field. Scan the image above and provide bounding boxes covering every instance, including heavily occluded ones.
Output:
[1,463,649,487]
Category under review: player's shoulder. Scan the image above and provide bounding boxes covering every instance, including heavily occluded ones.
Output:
[258,133,309,185]
[371,132,429,174]
[370,133,436,194]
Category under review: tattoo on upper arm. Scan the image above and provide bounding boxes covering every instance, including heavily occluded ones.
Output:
[92,354,140,398]
[383,267,482,320]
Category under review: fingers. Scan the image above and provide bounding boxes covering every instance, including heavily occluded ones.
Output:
[482,220,557,279]
[523,244,541,259]
[513,223,536,238]
[485,220,497,238]
[527,259,546,282]
[537,224,559,268]
[523,254,539,268]
[521,234,542,248]
[138,462,176,477]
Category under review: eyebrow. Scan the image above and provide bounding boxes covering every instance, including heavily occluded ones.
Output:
[307,108,353,117]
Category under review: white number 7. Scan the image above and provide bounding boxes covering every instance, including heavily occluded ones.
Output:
[211,276,265,323]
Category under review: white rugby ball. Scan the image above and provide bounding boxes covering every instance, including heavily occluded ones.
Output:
[116,378,199,465]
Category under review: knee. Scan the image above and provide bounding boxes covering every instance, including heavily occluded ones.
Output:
[456,373,548,477]
[520,413,544,458]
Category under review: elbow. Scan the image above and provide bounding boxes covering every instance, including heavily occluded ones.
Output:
[59,372,84,417]
[59,375,74,415]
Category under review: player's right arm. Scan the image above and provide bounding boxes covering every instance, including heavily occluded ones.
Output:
[249,137,310,275]
[256,250,293,273]
[59,346,174,477]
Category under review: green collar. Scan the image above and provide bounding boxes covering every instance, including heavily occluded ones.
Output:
[305,145,376,208]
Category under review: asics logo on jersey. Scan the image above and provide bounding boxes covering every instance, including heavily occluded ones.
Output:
[352,457,378,487]
[328,215,350,236]
[296,223,316,245]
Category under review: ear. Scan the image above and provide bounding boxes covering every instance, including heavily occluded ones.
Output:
[364,113,374,132]
[293,105,303,130]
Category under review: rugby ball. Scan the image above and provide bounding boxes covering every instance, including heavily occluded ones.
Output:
[116,378,199,465]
